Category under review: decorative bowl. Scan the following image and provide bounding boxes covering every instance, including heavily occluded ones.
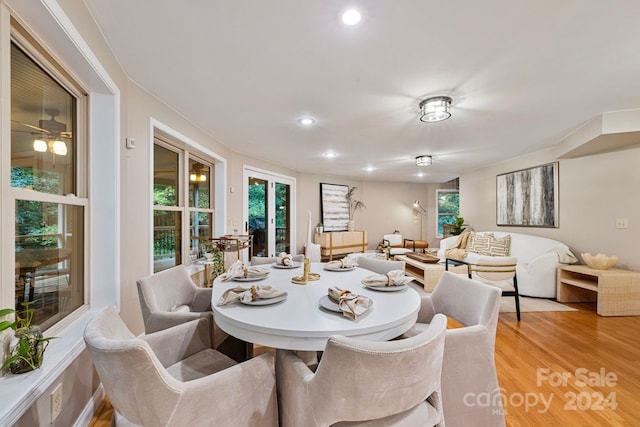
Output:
[581,253,618,270]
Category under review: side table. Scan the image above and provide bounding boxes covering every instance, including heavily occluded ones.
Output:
[557,265,640,316]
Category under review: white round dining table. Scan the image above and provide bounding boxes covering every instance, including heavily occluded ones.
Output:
[211,262,421,351]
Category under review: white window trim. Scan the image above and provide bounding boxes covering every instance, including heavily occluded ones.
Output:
[149,118,227,274]
[0,1,120,425]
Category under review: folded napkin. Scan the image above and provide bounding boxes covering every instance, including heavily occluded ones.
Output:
[219,260,270,281]
[328,287,371,320]
[325,258,358,269]
[277,252,293,266]
[361,269,413,287]
[217,285,286,305]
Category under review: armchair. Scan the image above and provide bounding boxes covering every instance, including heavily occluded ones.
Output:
[84,307,278,426]
[381,232,428,256]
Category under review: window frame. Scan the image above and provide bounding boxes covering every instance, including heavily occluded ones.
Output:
[152,135,216,272]
[6,28,89,333]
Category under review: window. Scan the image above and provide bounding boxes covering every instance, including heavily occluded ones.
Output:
[436,190,459,237]
[10,40,87,330]
[153,137,215,272]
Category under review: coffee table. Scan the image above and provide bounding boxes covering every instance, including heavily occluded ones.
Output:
[395,255,467,292]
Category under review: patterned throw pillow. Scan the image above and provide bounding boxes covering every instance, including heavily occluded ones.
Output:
[486,234,511,256]
[466,232,494,254]
[467,233,511,256]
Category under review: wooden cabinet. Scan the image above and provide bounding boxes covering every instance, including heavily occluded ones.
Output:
[557,265,640,316]
[314,231,367,261]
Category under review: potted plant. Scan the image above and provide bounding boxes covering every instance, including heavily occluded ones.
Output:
[451,216,465,235]
[0,302,56,374]
[315,223,324,233]
[345,187,366,231]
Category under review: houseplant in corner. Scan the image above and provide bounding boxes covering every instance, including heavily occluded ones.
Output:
[345,187,366,232]
[0,302,56,374]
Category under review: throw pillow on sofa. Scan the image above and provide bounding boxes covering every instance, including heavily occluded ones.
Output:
[467,232,511,256]
[467,232,493,254]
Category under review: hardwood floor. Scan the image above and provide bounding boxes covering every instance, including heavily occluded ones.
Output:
[90,302,640,426]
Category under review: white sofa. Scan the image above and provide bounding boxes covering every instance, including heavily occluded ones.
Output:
[437,231,576,298]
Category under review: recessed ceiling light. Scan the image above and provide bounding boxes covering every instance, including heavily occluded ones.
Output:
[298,117,315,125]
[342,9,361,26]
[324,152,337,158]
[365,166,374,172]
[417,172,424,178]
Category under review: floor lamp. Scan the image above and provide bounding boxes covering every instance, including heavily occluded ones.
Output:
[413,200,427,240]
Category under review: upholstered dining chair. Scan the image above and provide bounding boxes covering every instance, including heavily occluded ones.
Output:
[137,265,243,358]
[402,271,505,427]
[447,256,521,321]
[276,314,448,427]
[250,254,305,265]
[84,307,279,427]
[357,256,406,274]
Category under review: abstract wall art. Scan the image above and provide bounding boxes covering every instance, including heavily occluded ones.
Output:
[496,162,558,227]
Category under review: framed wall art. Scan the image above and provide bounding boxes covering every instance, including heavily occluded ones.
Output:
[496,162,558,227]
[320,183,349,231]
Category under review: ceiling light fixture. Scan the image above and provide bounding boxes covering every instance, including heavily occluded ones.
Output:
[419,96,452,122]
[415,155,432,166]
[324,152,337,158]
[342,9,361,25]
[33,138,67,155]
[298,117,315,125]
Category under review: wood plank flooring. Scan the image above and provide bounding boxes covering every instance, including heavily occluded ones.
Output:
[89,302,640,426]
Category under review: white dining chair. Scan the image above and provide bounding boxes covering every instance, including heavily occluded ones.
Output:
[357,256,405,274]
[84,307,279,427]
[276,314,448,426]
[403,271,505,427]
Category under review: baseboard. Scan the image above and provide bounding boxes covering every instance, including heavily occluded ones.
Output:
[74,384,105,427]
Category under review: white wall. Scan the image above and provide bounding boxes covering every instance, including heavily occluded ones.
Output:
[460,146,640,271]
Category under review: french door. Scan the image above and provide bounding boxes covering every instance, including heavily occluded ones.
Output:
[244,167,295,258]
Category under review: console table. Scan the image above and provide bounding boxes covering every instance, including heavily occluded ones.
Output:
[557,265,640,316]
[314,231,367,261]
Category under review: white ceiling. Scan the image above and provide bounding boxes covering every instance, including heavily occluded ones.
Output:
[83,0,640,183]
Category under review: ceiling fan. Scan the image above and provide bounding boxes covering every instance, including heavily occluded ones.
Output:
[12,108,72,155]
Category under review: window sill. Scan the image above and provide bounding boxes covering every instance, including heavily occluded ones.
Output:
[0,309,97,426]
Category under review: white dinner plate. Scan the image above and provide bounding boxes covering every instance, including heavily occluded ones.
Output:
[363,284,408,292]
[323,266,356,272]
[232,274,269,282]
[318,295,342,312]
[240,292,288,306]
[272,262,301,269]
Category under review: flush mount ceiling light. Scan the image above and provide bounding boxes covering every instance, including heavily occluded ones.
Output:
[298,117,315,125]
[342,9,361,25]
[415,155,432,166]
[419,96,452,122]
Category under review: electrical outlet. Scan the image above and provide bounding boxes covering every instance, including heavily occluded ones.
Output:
[51,383,63,423]
[615,218,628,229]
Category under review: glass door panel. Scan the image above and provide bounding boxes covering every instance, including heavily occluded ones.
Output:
[248,177,268,257]
[275,182,291,254]
[245,169,295,258]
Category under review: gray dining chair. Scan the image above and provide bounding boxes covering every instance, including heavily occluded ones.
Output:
[136,265,247,360]
[84,307,279,427]
[357,256,405,274]
[276,313,448,426]
[402,271,505,427]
